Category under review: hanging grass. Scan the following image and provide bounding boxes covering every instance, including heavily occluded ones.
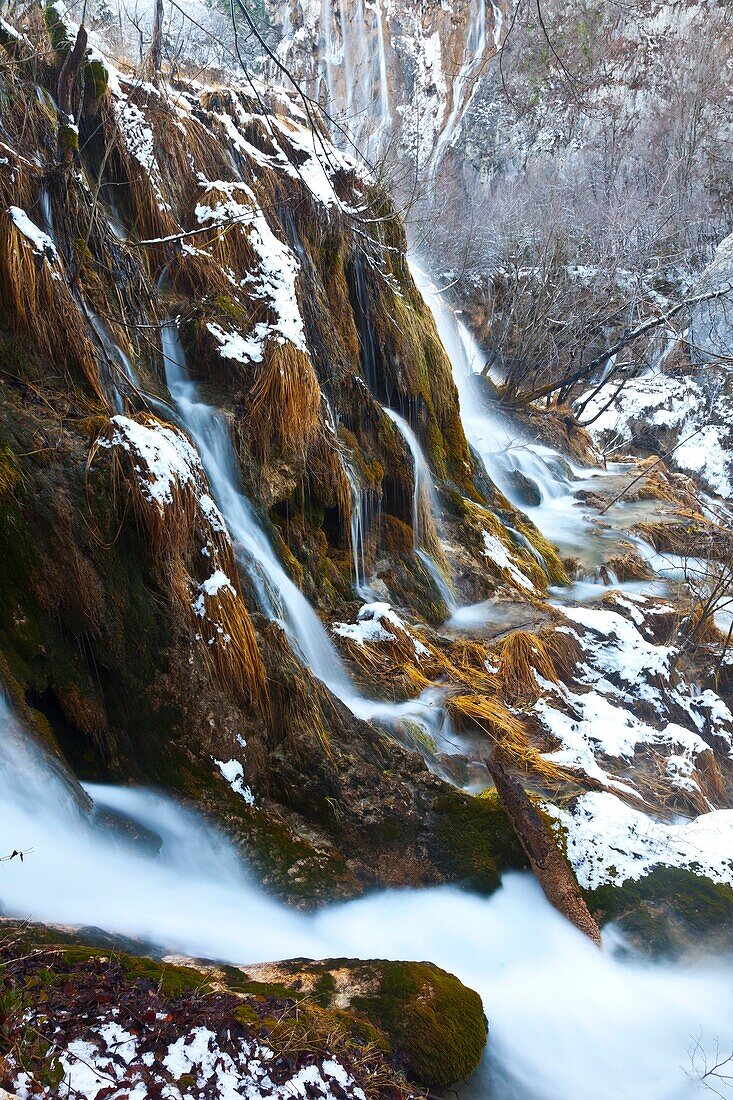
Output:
[90,414,269,715]
[245,339,321,462]
[0,208,106,405]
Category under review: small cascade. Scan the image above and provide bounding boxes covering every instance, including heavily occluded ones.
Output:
[373,0,390,134]
[162,322,449,742]
[38,187,53,233]
[88,310,141,411]
[383,407,455,609]
[351,257,381,395]
[409,260,592,552]
[162,322,354,700]
[344,459,373,597]
[323,397,376,597]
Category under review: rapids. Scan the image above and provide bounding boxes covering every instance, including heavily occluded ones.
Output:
[1,703,731,1100]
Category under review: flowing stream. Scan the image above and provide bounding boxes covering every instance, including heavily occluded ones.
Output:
[1,694,731,1100]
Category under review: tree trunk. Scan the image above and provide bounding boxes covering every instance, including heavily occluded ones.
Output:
[487,755,602,945]
[149,0,164,81]
[57,23,87,165]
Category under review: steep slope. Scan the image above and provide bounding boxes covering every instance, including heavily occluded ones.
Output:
[0,6,548,906]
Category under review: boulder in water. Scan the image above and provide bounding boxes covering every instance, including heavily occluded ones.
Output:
[505,469,543,507]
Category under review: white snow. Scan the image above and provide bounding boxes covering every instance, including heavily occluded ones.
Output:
[198,179,308,354]
[582,370,733,500]
[7,206,57,261]
[28,1018,369,1100]
[214,757,255,805]
[99,415,201,508]
[333,601,430,657]
[191,569,236,620]
[549,792,733,889]
[482,530,535,591]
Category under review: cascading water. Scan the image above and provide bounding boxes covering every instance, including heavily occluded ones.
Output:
[409,261,602,557]
[383,406,455,609]
[408,259,680,607]
[162,322,353,700]
[162,322,449,739]
[2,690,732,1100]
[429,0,487,169]
[343,458,372,597]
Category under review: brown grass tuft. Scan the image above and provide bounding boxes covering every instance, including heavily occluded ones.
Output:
[246,340,321,461]
[0,210,106,404]
[491,628,581,705]
[91,414,269,714]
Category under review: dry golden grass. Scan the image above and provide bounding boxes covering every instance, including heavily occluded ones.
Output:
[633,458,700,512]
[634,517,709,558]
[333,603,576,787]
[447,692,569,784]
[0,211,107,404]
[491,628,582,705]
[246,340,321,461]
[91,414,269,714]
[187,566,268,714]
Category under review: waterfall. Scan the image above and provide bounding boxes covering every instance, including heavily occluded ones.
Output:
[162,322,354,700]
[162,322,449,738]
[429,0,488,169]
[344,458,372,596]
[383,407,455,609]
[373,0,390,131]
[1,686,732,1100]
[408,261,594,553]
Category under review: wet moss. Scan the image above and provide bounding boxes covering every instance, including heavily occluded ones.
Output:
[430,787,528,892]
[585,867,733,957]
[351,960,487,1088]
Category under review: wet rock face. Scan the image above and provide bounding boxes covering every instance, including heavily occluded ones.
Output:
[505,468,542,508]
[266,0,506,168]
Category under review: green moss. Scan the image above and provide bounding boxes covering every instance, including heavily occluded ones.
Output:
[44,1,73,51]
[352,961,487,1088]
[430,787,528,892]
[85,56,109,101]
[585,867,733,957]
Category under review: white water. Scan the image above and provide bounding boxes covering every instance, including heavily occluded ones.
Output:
[383,406,455,609]
[310,0,391,156]
[429,0,488,170]
[1,698,731,1100]
[343,458,373,597]
[162,322,352,699]
[409,262,613,562]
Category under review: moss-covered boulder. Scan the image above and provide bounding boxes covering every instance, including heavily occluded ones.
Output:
[0,922,487,1094]
[585,866,733,957]
[242,956,488,1088]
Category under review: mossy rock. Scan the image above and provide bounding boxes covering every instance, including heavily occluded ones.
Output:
[430,787,528,892]
[3,924,485,1091]
[585,866,733,957]
[242,957,488,1088]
